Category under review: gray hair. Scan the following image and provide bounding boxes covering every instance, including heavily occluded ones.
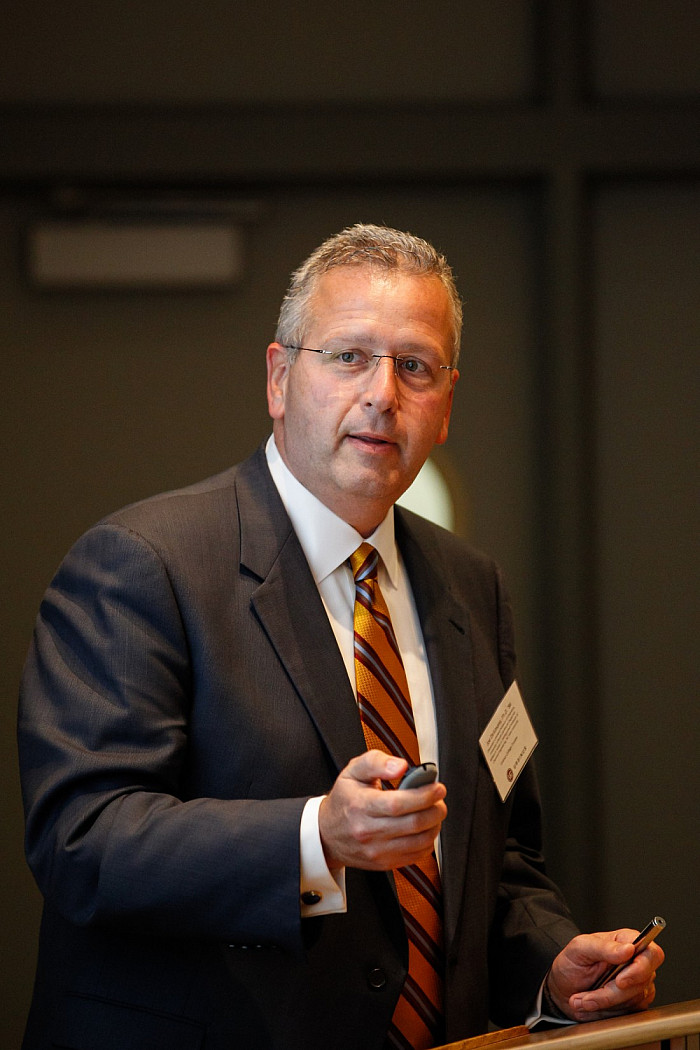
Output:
[275,223,462,367]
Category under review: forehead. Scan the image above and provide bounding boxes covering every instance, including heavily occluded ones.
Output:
[306,265,453,353]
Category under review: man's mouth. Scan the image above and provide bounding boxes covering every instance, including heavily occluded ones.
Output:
[349,433,396,448]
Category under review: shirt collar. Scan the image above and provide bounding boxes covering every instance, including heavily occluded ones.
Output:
[265,435,399,586]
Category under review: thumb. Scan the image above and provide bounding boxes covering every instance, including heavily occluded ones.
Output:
[344,750,407,786]
[570,932,637,969]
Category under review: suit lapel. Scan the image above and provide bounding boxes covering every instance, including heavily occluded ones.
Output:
[396,510,480,953]
[236,449,366,775]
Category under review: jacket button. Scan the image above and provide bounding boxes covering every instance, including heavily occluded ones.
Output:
[367,968,386,990]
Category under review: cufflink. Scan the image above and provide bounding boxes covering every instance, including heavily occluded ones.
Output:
[301,890,323,906]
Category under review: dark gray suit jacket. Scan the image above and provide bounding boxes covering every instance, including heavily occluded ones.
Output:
[18,446,578,1050]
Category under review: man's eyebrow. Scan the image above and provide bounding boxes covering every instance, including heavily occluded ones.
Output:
[321,333,374,348]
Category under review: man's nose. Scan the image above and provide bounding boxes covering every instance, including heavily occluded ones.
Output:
[362,355,400,405]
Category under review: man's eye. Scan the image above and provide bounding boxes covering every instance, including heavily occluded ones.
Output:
[399,357,429,375]
[333,349,366,365]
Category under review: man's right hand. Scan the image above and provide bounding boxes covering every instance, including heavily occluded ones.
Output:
[318,750,447,872]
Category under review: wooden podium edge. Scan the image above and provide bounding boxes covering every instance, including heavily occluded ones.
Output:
[441,1025,531,1050]
[437,1000,700,1050]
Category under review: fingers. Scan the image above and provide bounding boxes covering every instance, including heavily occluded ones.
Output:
[318,751,447,871]
[616,941,665,989]
[549,929,665,1022]
[570,970,658,1021]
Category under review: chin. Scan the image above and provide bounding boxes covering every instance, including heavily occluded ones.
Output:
[354,472,403,500]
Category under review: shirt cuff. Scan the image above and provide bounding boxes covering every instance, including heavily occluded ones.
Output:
[299,795,347,917]
[526,975,576,1028]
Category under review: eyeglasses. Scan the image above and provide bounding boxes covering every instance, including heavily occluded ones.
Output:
[283,345,454,393]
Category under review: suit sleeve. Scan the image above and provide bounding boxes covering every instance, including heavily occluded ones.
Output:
[18,521,306,950]
[487,565,580,1025]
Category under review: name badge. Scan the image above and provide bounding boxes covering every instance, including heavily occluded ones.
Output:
[479,681,538,802]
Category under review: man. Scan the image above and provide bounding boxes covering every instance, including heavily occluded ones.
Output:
[18,224,663,1050]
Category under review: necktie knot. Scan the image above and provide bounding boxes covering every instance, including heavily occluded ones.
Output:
[350,542,378,584]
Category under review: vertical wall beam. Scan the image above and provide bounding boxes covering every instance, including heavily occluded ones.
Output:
[535,0,602,929]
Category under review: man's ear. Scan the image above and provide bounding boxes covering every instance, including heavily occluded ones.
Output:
[435,368,459,445]
[266,342,290,420]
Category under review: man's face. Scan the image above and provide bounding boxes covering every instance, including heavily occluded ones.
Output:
[266,265,459,536]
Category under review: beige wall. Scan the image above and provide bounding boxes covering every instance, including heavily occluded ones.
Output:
[1,2,698,1044]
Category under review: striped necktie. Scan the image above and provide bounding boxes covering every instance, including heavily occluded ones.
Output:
[350,543,444,1050]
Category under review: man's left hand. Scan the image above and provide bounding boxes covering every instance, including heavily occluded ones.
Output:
[546,929,665,1022]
